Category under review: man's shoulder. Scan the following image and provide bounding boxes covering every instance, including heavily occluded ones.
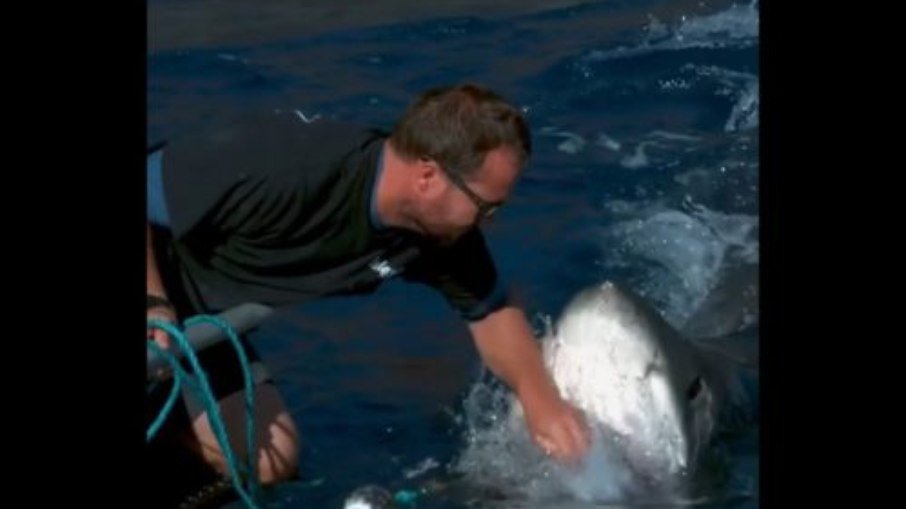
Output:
[149,109,387,153]
[159,110,387,181]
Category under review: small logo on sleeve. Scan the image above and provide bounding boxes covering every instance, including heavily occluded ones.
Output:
[368,258,399,279]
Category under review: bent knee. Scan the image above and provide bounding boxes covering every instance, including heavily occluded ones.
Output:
[191,386,301,484]
[199,411,300,484]
[256,411,300,484]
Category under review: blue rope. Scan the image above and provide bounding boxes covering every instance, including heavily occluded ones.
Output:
[394,489,419,506]
[185,314,260,490]
[146,341,187,442]
[147,317,262,509]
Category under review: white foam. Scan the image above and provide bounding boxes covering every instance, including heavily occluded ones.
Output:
[651,130,702,142]
[403,457,440,479]
[620,141,656,169]
[600,200,758,325]
[293,109,322,123]
[681,63,759,132]
[539,127,589,155]
[583,2,757,65]
[595,132,622,151]
[675,2,760,45]
[558,136,587,154]
[724,78,758,132]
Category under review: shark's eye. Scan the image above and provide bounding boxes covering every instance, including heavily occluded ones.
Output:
[686,376,703,401]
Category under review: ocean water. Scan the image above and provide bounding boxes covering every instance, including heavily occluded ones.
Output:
[148,1,759,507]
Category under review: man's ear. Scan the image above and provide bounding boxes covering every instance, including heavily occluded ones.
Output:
[414,157,441,193]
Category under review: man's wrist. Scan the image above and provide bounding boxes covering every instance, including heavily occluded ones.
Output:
[147,294,174,311]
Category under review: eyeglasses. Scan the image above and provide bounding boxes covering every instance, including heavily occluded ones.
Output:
[439,165,504,220]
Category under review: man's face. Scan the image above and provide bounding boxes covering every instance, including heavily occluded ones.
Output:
[414,146,522,244]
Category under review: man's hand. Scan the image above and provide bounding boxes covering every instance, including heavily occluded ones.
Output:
[520,388,591,464]
[147,295,177,349]
[147,224,177,350]
[468,306,592,464]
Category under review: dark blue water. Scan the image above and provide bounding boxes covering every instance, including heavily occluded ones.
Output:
[149,1,759,507]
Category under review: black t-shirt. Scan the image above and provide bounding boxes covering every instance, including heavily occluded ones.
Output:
[154,111,507,320]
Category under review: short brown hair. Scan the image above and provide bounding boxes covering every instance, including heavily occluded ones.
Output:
[390,84,531,178]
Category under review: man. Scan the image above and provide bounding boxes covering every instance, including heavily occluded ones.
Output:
[147,84,591,501]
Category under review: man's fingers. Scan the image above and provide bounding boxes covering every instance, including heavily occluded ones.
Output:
[156,330,171,349]
[535,434,556,456]
[147,310,176,350]
[569,409,592,449]
[544,414,592,464]
[566,415,590,459]
[149,328,171,349]
[549,421,581,463]
[563,422,586,463]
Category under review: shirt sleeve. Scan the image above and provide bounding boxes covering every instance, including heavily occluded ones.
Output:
[160,113,359,239]
[403,229,509,321]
